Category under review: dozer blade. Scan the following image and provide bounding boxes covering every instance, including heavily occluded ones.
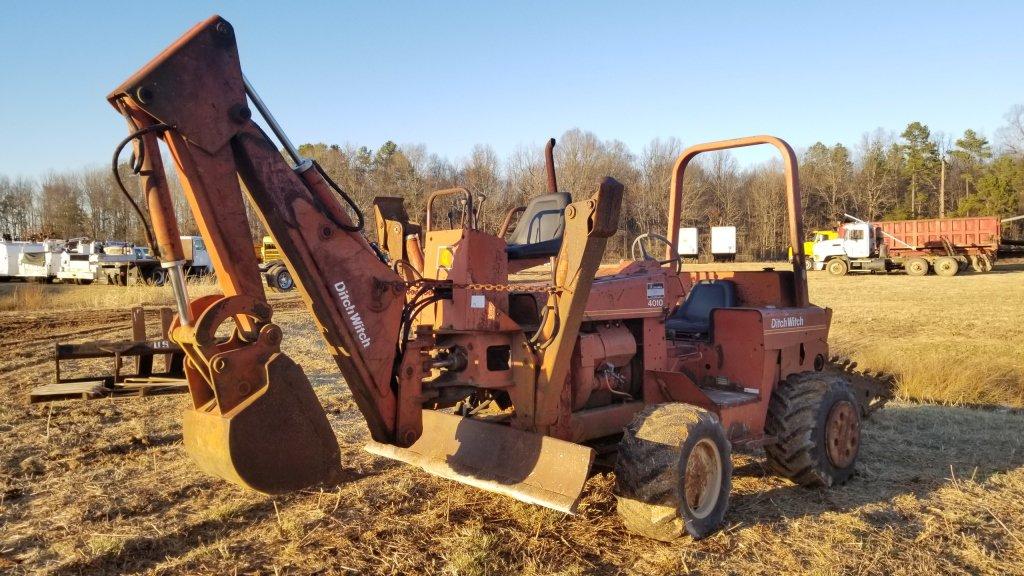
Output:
[366,410,595,513]
[183,353,341,493]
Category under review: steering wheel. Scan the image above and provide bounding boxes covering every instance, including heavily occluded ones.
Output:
[630,232,682,273]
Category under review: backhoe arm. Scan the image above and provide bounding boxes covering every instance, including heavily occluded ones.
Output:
[108,15,408,492]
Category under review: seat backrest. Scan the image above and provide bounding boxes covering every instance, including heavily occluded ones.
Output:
[675,280,737,322]
[507,193,570,247]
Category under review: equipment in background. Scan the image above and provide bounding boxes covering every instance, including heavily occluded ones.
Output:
[677,227,699,259]
[98,15,892,542]
[789,230,839,270]
[1,236,213,286]
[710,226,737,262]
[254,236,294,292]
[0,239,63,282]
[30,306,187,402]
[812,214,1002,276]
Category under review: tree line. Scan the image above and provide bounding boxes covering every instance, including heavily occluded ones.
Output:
[3,105,1022,260]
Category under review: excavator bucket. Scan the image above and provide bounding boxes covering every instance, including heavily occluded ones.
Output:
[366,410,595,513]
[182,352,341,494]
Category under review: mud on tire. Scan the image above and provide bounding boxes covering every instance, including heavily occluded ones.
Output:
[765,372,860,487]
[614,403,732,541]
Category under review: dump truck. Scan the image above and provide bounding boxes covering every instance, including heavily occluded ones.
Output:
[812,214,1001,276]
[97,15,891,541]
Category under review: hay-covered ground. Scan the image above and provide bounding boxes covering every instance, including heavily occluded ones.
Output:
[1,264,1023,575]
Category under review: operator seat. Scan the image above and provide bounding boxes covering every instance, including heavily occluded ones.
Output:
[666,280,737,339]
[505,192,571,260]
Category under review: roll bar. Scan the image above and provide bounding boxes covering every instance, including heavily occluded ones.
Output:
[666,135,808,307]
[425,187,474,233]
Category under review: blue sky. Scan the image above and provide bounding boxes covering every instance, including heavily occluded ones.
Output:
[1,1,1021,177]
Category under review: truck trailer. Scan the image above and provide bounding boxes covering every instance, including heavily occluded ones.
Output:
[812,214,1001,277]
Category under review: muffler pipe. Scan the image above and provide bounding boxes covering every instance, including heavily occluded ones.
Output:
[545,138,558,193]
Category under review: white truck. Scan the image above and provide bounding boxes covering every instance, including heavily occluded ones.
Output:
[88,236,212,286]
[57,239,101,284]
[0,240,64,282]
[2,236,214,286]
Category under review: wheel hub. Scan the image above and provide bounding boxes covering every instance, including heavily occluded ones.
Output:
[825,400,859,468]
[684,438,722,519]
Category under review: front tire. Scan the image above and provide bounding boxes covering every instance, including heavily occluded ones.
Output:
[826,258,848,276]
[614,403,732,541]
[765,372,860,487]
[905,257,930,276]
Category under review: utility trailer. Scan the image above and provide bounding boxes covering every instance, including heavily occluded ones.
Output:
[71,236,213,286]
[0,239,64,282]
[710,226,737,262]
[813,214,1001,277]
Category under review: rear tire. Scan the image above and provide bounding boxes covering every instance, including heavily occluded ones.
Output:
[980,254,993,272]
[765,372,860,487]
[147,268,168,286]
[933,256,959,277]
[614,403,732,541]
[905,257,929,276]
[826,259,848,276]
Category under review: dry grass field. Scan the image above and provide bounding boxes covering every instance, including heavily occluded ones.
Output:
[1,263,1023,574]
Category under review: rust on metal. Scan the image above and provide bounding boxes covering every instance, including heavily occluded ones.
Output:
[33,307,186,403]
[666,136,808,307]
[545,138,558,193]
[425,187,475,233]
[825,400,860,469]
[365,410,595,514]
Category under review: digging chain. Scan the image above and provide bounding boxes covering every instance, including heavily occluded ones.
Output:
[827,356,896,416]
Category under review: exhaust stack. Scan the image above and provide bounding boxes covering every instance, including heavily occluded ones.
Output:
[545,138,558,193]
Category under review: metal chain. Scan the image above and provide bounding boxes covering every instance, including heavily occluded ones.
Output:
[386,278,558,294]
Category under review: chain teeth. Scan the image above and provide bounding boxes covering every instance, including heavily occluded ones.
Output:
[824,356,896,416]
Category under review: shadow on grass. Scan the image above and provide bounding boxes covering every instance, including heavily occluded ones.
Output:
[729,402,1024,527]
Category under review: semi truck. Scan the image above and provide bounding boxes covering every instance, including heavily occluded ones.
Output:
[812,214,1001,277]
[789,230,840,270]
